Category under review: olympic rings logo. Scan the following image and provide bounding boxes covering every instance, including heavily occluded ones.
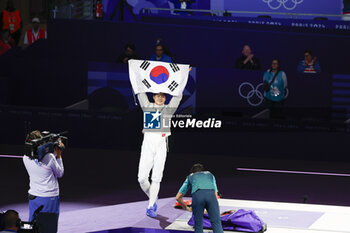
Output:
[262,0,304,10]
[238,82,264,107]
[238,82,289,106]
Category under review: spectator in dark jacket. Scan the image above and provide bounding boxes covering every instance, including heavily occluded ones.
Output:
[235,45,261,70]
[116,43,139,64]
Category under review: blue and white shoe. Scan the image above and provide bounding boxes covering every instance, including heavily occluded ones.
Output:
[146,207,157,218]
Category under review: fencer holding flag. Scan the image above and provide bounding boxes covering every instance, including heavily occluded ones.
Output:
[128,59,190,218]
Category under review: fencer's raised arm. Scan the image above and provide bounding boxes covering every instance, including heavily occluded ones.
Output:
[137,92,151,109]
[166,94,183,116]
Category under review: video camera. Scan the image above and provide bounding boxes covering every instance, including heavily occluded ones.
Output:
[17,205,44,233]
[18,219,40,233]
[25,131,68,161]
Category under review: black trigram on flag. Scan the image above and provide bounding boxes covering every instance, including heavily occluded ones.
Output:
[168,81,179,92]
[140,61,151,70]
[169,63,180,72]
[142,79,151,88]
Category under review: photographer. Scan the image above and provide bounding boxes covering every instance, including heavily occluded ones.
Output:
[23,130,64,228]
[0,210,20,233]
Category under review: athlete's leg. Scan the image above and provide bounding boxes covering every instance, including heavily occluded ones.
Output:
[138,134,155,197]
[149,136,167,207]
[148,181,160,208]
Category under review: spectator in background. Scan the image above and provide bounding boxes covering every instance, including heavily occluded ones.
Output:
[297,50,321,73]
[149,44,173,63]
[235,45,261,70]
[95,0,104,19]
[24,18,47,46]
[117,43,139,64]
[0,210,21,233]
[0,0,22,45]
[263,59,287,118]
[170,0,195,13]
[0,29,15,56]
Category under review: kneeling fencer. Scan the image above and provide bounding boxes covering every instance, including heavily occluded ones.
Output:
[137,91,183,217]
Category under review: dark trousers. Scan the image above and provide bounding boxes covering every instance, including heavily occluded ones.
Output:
[265,98,284,119]
[11,29,21,45]
[192,189,223,233]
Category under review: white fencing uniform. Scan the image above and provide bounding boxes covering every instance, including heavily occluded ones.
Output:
[138,133,167,183]
[137,92,182,208]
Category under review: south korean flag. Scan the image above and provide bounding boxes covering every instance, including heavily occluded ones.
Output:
[128,59,190,96]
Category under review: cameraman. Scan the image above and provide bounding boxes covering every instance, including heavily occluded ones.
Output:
[23,130,64,227]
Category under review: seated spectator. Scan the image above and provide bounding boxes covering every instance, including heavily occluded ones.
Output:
[0,29,15,56]
[263,59,287,118]
[297,50,321,73]
[149,44,173,63]
[170,0,195,13]
[116,43,139,64]
[235,45,261,70]
[0,210,21,233]
[24,17,47,46]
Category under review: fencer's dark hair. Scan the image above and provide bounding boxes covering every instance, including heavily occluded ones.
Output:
[191,163,204,173]
[153,93,166,98]
[1,210,20,229]
[26,130,42,142]
[304,50,313,56]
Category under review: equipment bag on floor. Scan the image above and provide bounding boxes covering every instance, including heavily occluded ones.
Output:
[188,209,267,232]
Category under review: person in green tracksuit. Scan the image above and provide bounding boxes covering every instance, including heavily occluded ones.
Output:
[176,164,223,233]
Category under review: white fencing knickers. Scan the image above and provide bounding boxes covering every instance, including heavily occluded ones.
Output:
[138,132,167,207]
[138,132,168,184]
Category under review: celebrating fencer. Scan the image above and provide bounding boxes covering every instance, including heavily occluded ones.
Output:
[128,59,190,217]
